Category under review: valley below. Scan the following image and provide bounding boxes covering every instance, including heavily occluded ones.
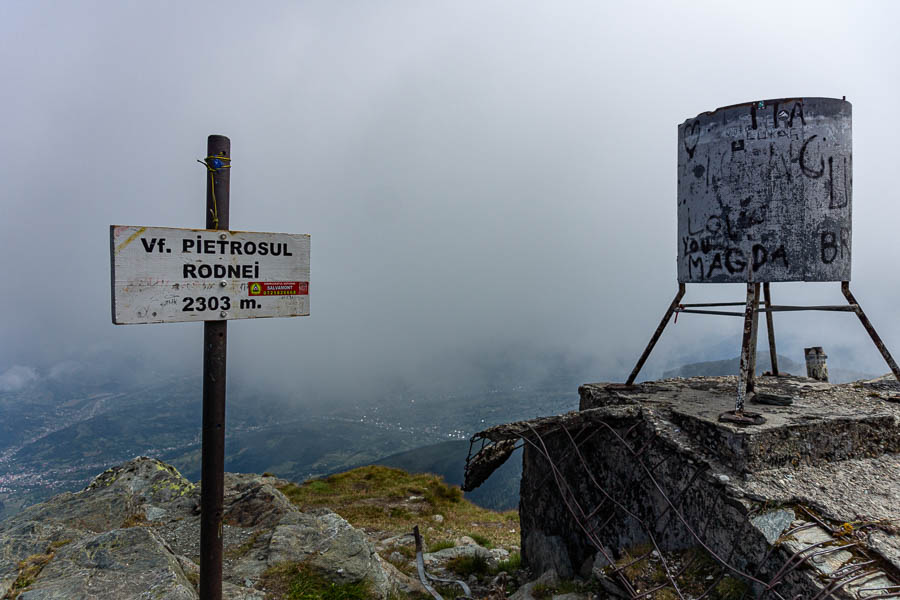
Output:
[0,361,578,520]
[1,347,877,521]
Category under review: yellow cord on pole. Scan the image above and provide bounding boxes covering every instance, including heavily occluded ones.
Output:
[197,154,231,230]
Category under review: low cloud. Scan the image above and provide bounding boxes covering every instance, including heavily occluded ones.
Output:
[0,366,39,392]
[49,361,82,379]
[1,3,898,400]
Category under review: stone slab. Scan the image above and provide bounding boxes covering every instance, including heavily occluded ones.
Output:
[580,375,900,472]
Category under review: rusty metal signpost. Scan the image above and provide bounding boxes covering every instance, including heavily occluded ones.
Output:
[110,135,309,600]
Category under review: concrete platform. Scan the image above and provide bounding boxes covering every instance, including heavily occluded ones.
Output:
[579,375,900,472]
[468,374,900,598]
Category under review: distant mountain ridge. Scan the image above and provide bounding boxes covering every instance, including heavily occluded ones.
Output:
[663,352,800,378]
[0,351,583,520]
[662,351,875,384]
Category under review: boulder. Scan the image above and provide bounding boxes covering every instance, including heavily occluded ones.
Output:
[262,509,391,595]
[509,568,560,600]
[221,473,296,529]
[18,527,195,600]
[0,457,402,600]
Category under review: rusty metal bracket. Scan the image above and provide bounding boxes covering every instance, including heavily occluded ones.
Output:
[842,281,900,382]
[626,281,900,412]
[676,305,858,316]
[747,282,761,395]
[626,284,686,385]
[413,525,472,600]
[733,281,760,413]
[763,282,779,376]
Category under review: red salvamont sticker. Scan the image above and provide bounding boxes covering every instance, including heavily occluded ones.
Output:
[248,282,309,296]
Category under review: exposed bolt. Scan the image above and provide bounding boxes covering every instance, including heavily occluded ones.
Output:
[219,280,227,287]
[220,311,227,318]
[219,233,227,240]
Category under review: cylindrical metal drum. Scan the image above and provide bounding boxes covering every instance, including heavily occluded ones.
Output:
[677,97,852,283]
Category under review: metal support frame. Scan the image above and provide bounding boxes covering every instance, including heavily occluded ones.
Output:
[841,281,900,381]
[741,282,760,401]
[675,305,858,316]
[625,283,685,386]
[763,282,779,376]
[625,281,900,419]
[718,283,767,425]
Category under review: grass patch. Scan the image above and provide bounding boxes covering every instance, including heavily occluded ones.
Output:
[424,480,462,504]
[614,543,653,580]
[47,539,72,552]
[532,578,602,600]
[184,569,200,590]
[121,512,149,528]
[225,530,263,560]
[260,562,371,600]
[389,507,411,519]
[343,504,386,520]
[427,539,455,553]
[714,576,749,600]
[432,582,463,599]
[7,553,55,599]
[469,533,492,548]
[601,545,750,600]
[492,552,521,574]
[446,554,490,577]
[7,539,74,597]
[305,479,331,494]
[532,580,580,599]
[277,465,519,549]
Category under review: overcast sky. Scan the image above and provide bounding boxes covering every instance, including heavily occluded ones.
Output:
[2,1,899,399]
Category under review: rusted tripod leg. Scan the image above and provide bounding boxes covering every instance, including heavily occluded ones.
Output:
[842,281,900,382]
[763,282,779,376]
[746,282,761,394]
[736,282,759,411]
[626,283,686,385]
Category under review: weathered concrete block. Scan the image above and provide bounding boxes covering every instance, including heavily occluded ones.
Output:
[511,375,900,598]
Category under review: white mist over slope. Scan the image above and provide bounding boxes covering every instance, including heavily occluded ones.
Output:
[2,2,899,400]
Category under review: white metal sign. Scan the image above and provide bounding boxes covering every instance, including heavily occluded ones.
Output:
[110,225,310,324]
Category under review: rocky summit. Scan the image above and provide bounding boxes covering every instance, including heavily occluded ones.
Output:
[467,373,900,599]
[0,457,426,600]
